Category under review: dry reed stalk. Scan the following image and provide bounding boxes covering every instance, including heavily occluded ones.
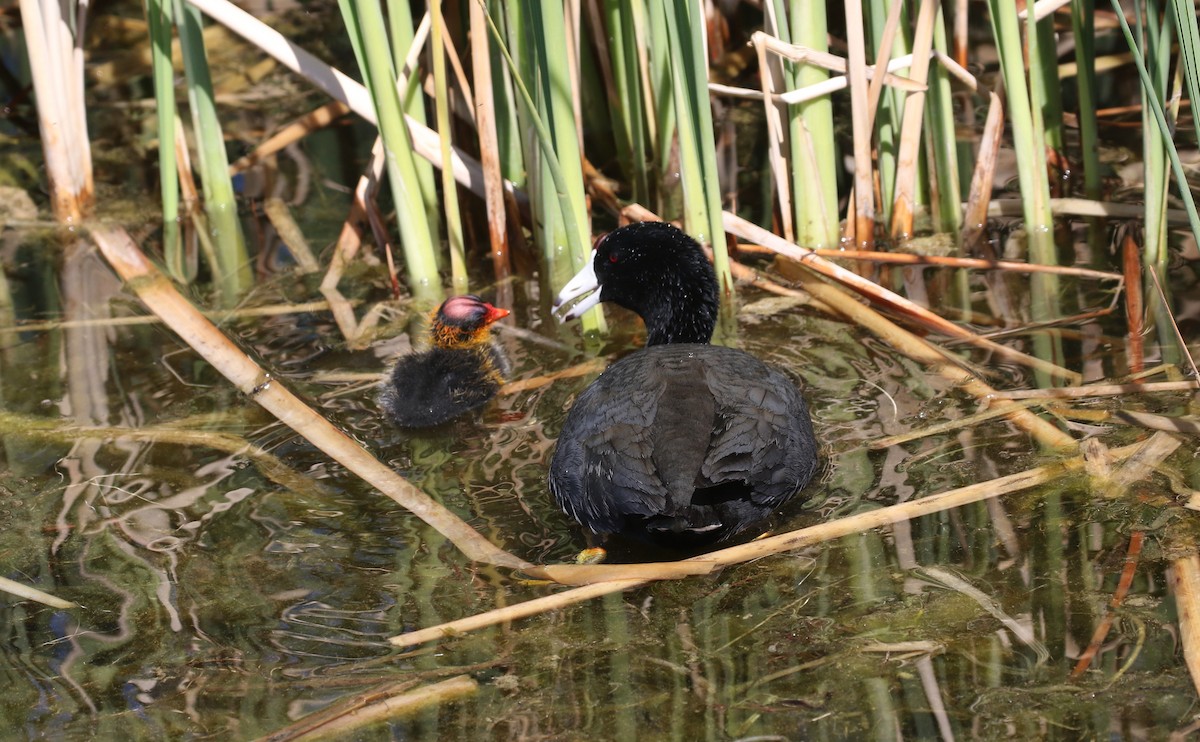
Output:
[0,575,75,610]
[712,51,928,103]
[989,380,1199,400]
[723,212,1083,387]
[263,198,320,273]
[18,0,93,222]
[931,51,1002,254]
[321,139,388,346]
[90,225,532,572]
[1122,229,1145,374]
[864,0,905,118]
[257,675,478,741]
[437,21,475,116]
[1020,0,1074,21]
[868,399,1043,450]
[954,0,968,67]
[787,268,1077,448]
[1095,431,1182,496]
[718,252,834,316]
[843,0,876,247]
[785,247,1121,281]
[945,299,1122,343]
[498,358,608,395]
[392,441,1146,647]
[0,300,347,335]
[257,679,422,742]
[753,31,794,242]
[390,579,642,647]
[0,409,328,497]
[889,0,938,240]
[468,0,511,289]
[752,35,927,96]
[1171,554,1200,698]
[229,101,351,174]
[988,197,1192,225]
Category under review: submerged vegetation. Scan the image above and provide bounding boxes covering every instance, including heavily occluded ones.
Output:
[3,0,1200,738]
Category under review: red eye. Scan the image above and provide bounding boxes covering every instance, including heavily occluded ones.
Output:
[608,253,619,263]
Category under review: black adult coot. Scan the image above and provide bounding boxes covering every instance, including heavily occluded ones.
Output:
[380,295,510,428]
[548,221,818,549]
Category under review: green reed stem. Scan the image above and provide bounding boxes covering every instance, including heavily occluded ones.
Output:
[387,1,441,255]
[1031,14,1065,154]
[603,0,651,205]
[927,6,961,234]
[663,0,731,295]
[786,0,839,248]
[488,0,524,188]
[145,0,184,282]
[1070,0,1102,200]
[174,0,250,306]
[481,0,602,333]
[343,0,442,306]
[989,0,1064,386]
[431,0,466,295]
[643,0,676,216]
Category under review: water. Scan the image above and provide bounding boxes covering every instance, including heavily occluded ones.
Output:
[1,246,1197,740]
[5,6,1200,738]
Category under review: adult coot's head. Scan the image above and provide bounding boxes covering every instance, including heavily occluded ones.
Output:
[430,294,510,348]
[554,221,719,345]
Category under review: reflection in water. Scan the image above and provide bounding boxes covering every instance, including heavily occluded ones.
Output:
[1,247,1197,739]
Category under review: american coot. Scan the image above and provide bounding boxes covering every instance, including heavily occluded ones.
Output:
[549,221,818,548]
[380,295,510,428]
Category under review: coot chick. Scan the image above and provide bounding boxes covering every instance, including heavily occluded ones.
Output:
[380,295,510,428]
[549,221,818,548]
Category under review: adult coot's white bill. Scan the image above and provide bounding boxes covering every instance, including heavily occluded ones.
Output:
[549,221,818,548]
[380,295,510,428]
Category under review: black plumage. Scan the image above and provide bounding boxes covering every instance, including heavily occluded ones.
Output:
[549,222,818,548]
[380,295,510,428]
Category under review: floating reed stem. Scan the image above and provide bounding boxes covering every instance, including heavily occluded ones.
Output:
[0,575,75,610]
[90,225,530,572]
[393,441,1147,647]
[723,212,1082,388]
[258,675,478,741]
[1171,554,1200,698]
